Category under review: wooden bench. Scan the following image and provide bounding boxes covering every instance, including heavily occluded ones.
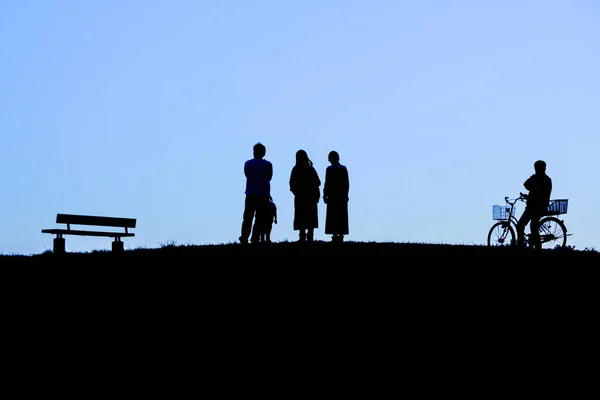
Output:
[42,213,136,253]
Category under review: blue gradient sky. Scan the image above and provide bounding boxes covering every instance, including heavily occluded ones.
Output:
[2,0,599,255]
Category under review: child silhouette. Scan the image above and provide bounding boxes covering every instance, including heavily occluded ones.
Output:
[256,197,277,243]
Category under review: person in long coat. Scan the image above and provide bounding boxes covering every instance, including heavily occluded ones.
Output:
[323,150,349,243]
[289,150,321,243]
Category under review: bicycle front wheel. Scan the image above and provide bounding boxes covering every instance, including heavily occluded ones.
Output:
[487,221,516,247]
[538,216,567,249]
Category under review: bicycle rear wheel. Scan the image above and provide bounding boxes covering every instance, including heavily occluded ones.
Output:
[487,222,516,247]
[538,216,567,249]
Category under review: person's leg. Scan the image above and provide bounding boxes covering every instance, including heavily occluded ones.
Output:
[251,196,269,243]
[530,215,542,250]
[266,221,272,243]
[299,229,306,242]
[255,216,266,243]
[240,195,258,243]
[307,228,314,243]
[516,208,531,248]
[250,220,259,243]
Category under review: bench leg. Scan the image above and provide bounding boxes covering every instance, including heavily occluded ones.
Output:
[112,239,124,253]
[54,237,65,254]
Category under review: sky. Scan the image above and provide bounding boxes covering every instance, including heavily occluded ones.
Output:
[1,0,599,255]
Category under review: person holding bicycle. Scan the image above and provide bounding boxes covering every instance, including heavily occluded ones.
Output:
[516,160,552,249]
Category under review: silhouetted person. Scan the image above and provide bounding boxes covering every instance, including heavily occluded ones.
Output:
[256,197,277,243]
[517,160,552,250]
[289,150,321,243]
[240,142,273,244]
[323,150,349,243]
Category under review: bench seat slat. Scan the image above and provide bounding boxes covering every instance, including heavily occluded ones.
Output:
[41,229,135,238]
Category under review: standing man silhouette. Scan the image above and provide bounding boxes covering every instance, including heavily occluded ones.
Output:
[516,160,552,250]
[240,142,273,244]
[323,150,349,243]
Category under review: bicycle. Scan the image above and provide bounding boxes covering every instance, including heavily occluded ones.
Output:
[487,193,571,249]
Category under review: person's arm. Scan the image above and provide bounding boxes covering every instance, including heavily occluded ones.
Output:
[289,167,297,195]
[323,167,329,203]
[267,161,273,182]
[314,167,322,187]
[344,166,350,201]
[523,175,534,191]
[313,167,321,202]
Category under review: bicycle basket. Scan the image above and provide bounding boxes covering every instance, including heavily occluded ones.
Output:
[492,204,512,220]
[547,199,568,215]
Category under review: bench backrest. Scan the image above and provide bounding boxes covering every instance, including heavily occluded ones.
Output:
[56,214,137,229]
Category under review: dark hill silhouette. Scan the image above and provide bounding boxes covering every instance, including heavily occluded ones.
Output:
[4,241,597,329]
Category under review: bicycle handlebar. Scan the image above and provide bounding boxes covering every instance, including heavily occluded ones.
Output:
[505,193,528,206]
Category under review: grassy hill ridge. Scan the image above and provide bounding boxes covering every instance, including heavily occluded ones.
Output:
[2,241,599,266]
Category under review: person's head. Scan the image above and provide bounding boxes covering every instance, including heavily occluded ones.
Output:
[296,149,311,166]
[534,160,546,174]
[328,150,340,164]
[253,142,266,159]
